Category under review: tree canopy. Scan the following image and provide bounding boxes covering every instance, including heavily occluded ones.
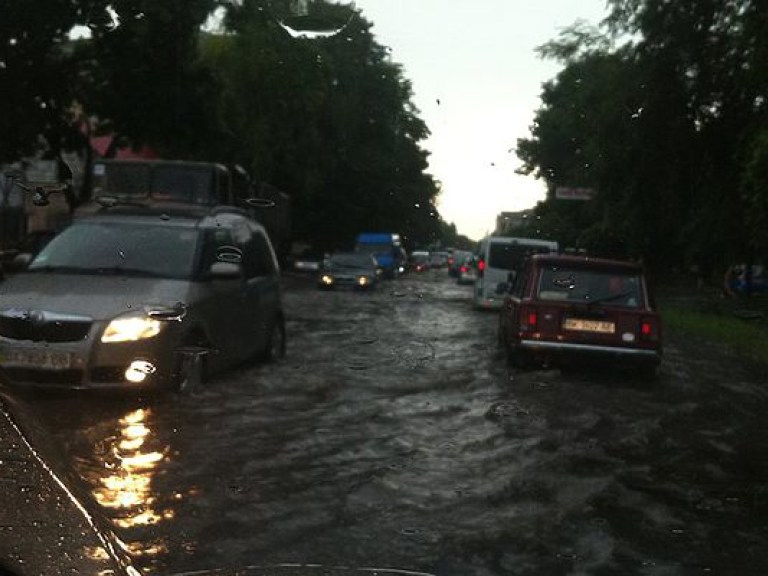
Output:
[1,0,443,249]
[517,0,768,277]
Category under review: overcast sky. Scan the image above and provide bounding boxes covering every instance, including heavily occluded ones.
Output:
[351,0,610,240]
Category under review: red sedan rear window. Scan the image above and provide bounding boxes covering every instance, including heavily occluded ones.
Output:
[537,266,644,308]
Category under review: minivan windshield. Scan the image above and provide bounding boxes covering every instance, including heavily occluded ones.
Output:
[330,253,374,269]
[29,221,200,280]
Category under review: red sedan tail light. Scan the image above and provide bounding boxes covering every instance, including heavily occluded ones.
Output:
[640,317,660,341]
[520,306,538,332]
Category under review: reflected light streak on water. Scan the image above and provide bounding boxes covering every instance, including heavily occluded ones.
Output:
[83,407,175,557]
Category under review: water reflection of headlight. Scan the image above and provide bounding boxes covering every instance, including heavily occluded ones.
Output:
[89,408,173,532]
[119,451,164,470]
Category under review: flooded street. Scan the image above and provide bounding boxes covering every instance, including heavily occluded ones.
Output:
[26,271,768,575]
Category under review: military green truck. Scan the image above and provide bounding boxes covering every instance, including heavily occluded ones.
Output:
[85,159,292,262]
[2,158,292,271]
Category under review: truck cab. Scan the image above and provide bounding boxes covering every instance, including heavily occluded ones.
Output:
[354,232,405,279]
[82,159,291,263]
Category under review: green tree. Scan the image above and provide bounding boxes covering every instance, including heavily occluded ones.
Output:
[82,0,220,158]
[2,0,443,250]
[201,0,441,248]
[605,0,768,271]
[0,0,110,161]
[518,0,768,276]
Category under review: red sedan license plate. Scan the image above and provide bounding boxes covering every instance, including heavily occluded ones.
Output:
[564,318,615,334]
[2,349,72,370]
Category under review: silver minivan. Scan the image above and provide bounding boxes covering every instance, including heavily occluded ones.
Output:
[473,236,558,309]
[0,205,286,393]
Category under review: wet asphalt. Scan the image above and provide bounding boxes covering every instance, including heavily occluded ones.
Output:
[21,269,768,575]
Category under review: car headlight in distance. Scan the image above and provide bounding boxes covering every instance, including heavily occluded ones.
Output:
[321,274,334,286]
[358,276,369,286]
[101,316,162,343]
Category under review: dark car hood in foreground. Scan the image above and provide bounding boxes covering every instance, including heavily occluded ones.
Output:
[0,378,436,576]
[172,565,435,576]
[0,379,139,575]
[0,272,193,320]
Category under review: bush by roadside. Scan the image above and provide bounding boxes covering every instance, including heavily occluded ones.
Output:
[656,277,768,365]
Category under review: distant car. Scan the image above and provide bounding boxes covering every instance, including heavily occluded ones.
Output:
[410,250,430,272]
[318,252,379,290]
[0,229,59,274]
[449,249,472,277]
[725,264,768,295]
[292,248,327,273]
[498,254,662,375]
[429,251,450,268]
[475,236,558,309]
[457,255,478,285]
[0,204,286,393]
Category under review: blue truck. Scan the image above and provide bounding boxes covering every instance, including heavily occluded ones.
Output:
[354,232,405,278]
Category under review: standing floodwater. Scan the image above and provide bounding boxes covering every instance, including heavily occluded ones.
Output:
[26,269,768,575]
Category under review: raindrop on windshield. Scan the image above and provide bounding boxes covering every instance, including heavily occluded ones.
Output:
[268,0,357,39]
[104,5,120,30]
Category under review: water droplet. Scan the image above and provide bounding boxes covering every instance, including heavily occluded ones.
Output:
[269,0,357,39]
[104,5,120,30]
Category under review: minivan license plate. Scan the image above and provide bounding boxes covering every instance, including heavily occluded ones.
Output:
[1,349,72,370]
[564,318,615,334]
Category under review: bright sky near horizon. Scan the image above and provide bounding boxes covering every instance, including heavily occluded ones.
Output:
[352,0,610,240]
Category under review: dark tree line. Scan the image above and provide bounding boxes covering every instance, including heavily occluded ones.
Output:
[0,0,446,250]
[516,0,768,280]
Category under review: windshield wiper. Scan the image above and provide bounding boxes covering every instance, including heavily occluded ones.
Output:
[95,266,163,277]
[27,265,91,274]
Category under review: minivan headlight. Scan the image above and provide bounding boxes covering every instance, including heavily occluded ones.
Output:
[101,315,162,343]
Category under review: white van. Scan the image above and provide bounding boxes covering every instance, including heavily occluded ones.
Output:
[474,236,558,309]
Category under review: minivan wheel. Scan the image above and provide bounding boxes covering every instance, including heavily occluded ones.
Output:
[174,352,206,394]
[263,317,287,362]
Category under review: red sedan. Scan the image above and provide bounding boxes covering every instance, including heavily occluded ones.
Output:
[498,254,662,376]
